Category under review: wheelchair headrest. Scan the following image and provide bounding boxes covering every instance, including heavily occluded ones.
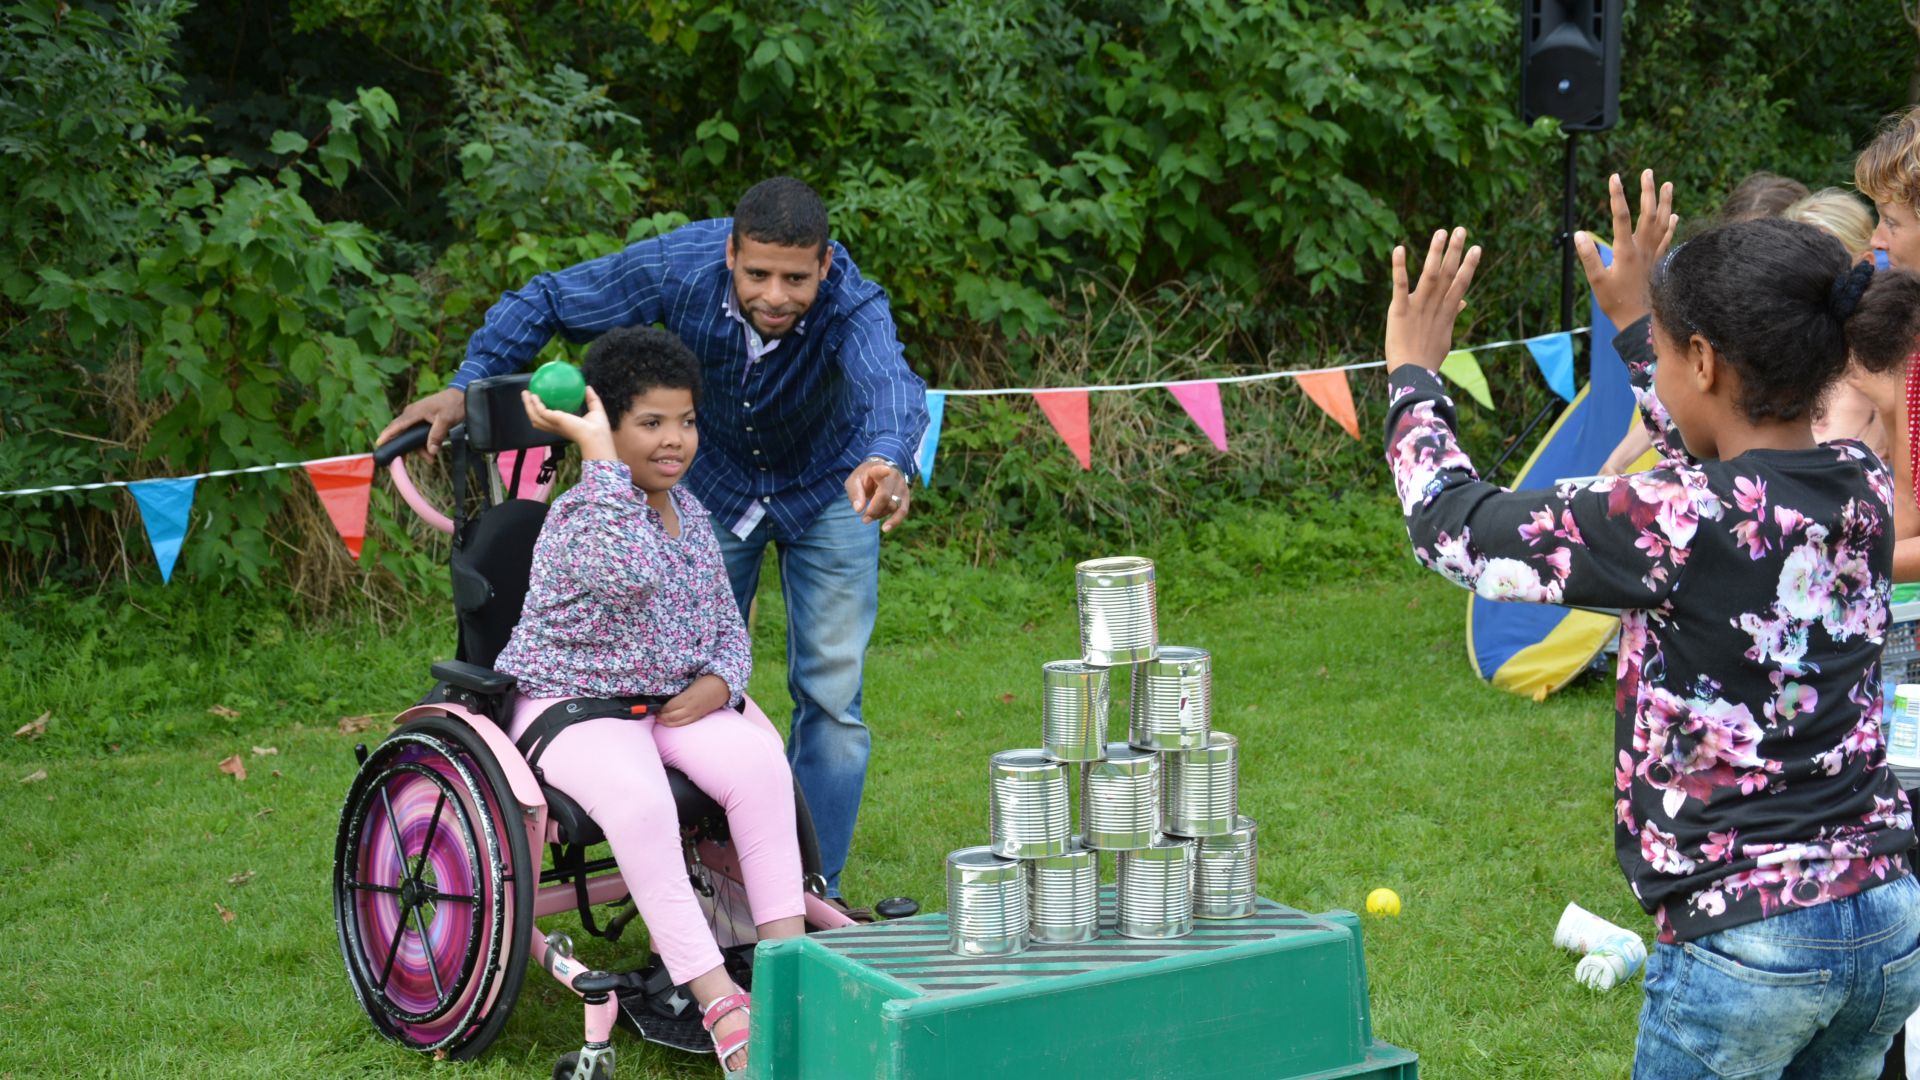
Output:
[464,373,570,457]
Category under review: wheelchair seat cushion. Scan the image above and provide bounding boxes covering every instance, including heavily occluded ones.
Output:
[541,767,727,848]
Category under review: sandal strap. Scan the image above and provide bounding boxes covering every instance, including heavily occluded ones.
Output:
[701,992,752,1032]
[712,1024,751,1060]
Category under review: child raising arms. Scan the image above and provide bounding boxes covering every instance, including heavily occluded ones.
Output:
[1385,172,1920,1076]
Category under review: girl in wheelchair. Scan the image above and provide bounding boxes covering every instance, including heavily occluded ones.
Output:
[494,326,799,1077]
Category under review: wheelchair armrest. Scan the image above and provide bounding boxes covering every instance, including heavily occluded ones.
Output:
[430,660,518,697]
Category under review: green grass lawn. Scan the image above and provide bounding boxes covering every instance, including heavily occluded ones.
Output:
[0,563,1644,1078]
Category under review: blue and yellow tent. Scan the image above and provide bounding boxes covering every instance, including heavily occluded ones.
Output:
[1466,249,1655,699]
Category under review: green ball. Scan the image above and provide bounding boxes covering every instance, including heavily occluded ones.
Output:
[529,360,586,413]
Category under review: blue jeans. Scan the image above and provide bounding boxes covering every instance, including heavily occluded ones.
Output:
[1634,875,1920,1079]
[715,497,879,897]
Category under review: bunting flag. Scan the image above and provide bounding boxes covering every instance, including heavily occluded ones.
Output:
[1167,382,1228,452]
[1526,332,1577,403]
[303,455,376,559]
[917,391,947,484]
[1295,370,1361,439]
[1439,350,1494,409]
[128,477,198,583]
[1034,390,1092,470]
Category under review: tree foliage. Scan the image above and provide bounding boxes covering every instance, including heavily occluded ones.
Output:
[0,0,1910,591]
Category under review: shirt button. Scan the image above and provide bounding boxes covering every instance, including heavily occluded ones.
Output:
[752,449,761,456]
[761,496,771,504]
[759,466,768,472]
[745,425,754,432]
[743,401,753,409]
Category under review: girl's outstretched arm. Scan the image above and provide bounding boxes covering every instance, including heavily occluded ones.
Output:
[1384,224,1700,610]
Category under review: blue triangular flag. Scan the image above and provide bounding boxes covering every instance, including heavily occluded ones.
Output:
[916,391,946,485]
[129,477,198,583]
[1526,332,1577,403]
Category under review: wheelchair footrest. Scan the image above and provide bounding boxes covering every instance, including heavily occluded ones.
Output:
[614,994,710,1055]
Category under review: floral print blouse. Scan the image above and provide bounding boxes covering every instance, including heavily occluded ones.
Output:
[1386,317,1913,943]
[493,460,751,705]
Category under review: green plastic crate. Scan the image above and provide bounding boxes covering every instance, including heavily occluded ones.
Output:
[745,889,1416,1079]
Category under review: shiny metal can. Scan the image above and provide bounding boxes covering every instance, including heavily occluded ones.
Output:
[946,846,1029,956]
[1193,815,1258,919]
[989,749,1072,858]
[1026,843,1100,944]
[1076,557,1158,666]
[1042,660,1111,763]
[1127,646,1211,751]
[1080,743,1161,851]
[1115,838,1194,939]
[1162,731,1239,837]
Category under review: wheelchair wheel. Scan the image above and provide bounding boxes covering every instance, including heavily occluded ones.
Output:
[334,714,534,1059]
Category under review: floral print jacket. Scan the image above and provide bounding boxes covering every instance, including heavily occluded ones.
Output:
[1386,318,1913,943]
[494,460,751,705]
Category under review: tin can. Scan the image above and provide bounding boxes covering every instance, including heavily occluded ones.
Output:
[1193,816,1258,919]
[1162,731,1239,837]
[1115,839,1194,939]
[1026,843,1100,944]
[989,749,1072,858]
[1127,646,1211,751]
[1080,743,1161,851]
[946,847,1028,956]
[1042,661,1111,763]
[1076,557,1158,666]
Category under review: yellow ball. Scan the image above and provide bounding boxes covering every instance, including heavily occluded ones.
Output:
[1365,888,1402,916]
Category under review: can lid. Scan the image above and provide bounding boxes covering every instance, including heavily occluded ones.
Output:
[1076,556,1155,586]
[1043,659,1106,676]
[948,845,1019,871]
[1092,743,1159,769]
[1150,645,1210,665]
[991,748,1059,770]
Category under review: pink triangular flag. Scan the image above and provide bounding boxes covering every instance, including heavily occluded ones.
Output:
[304,456,376,559]
[1034,390,1092,470]
[1167,382,1228,452]
[1295,370,1360,440]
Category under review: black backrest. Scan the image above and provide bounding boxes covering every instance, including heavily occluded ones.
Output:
[464,373,569,456]
[452,498,550,669]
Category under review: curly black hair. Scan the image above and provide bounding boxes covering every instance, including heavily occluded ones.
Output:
[732,176,830,257]
[1650,217,1920,423]
[580,326,703,426]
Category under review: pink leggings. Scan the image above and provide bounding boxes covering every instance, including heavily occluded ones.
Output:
[508,694,805,983]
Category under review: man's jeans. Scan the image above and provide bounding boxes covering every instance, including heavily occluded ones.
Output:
[1634,874,1920,1079]
[715,497,879,897]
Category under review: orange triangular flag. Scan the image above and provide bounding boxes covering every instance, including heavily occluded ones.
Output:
[1295,370,1360,440]
[304,455,376,559]
[1034,390,1092,470]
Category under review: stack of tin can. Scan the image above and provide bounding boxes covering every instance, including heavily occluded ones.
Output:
[946,556,1260,957]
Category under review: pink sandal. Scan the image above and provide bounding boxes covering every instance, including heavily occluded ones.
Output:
[701,992,752,1078]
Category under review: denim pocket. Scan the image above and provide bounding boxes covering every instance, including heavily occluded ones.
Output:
[1661,933,1834,1077]
[1870,939,1920,1036]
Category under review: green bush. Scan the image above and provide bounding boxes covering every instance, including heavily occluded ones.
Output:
[0,0,1910,597]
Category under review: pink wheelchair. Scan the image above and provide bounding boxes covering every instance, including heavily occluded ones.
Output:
[333,373,916,1078]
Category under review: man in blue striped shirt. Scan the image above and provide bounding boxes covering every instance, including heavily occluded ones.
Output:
[379,177,929,897]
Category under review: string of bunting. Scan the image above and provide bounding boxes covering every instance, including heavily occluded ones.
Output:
[0,328,1585,583]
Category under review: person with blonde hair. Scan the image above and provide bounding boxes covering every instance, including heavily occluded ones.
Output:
[1782,189,1887,457]
[1852,108,1920,585]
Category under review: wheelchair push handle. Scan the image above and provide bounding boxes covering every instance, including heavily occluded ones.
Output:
[372,421,432,468]
[373,421,458,536]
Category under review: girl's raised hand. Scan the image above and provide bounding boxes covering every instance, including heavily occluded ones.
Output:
[1573,169,1678,328]
[522,386,617,461]
[1385,226,1481,374]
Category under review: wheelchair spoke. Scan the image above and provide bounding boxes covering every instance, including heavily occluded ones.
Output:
[375,904,410,993]
[428,890,478,904]
[411,788,448,884]
[412,903,446,1002]
[377,781,412,884]
[348,879,403,896]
